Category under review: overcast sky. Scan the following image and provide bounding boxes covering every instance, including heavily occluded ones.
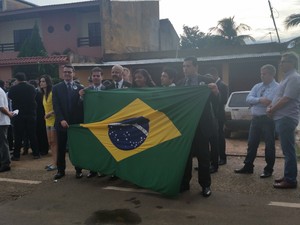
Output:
[32,0,300,43]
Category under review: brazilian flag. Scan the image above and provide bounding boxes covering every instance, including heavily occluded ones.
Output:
[68,86,210,196]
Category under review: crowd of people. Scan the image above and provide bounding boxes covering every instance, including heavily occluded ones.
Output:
[0,52,300,197]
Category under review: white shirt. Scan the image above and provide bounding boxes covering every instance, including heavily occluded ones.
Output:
[0,88,10,125]
[115,79,124,89]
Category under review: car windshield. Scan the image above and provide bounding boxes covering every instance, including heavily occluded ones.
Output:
[228,93,250,107]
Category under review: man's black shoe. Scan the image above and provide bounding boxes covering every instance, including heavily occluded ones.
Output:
[54,172,65,180]
[218,159,227,165]
[260,171,272,178]
[0,166,11,173]
[234,167,253,174]
[108,175,118,181]
[209,165,218,174]
[76,172,83,179]
[180,185,190,193]
[202,187,212,197]
[11,156,20,161]
[87,171,97,178]
[33,155,41,159]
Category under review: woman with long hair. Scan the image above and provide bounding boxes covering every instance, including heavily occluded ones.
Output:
[132,69,156,88]
[39,75,57,171]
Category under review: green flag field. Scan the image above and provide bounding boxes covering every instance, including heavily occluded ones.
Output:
[68,86,210,196]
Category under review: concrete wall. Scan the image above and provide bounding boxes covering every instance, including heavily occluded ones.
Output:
[159,19,179,51]
[40,12,79,55]
[0,66,12,81]
[0,18,40,43]
[101,0,160,54]
[3,0,34,11]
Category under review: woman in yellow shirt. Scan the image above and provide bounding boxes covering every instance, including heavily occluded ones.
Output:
[39,75,57,171]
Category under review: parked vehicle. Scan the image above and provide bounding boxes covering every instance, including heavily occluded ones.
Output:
[224,91,252,138]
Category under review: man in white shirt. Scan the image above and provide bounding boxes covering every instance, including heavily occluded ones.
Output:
[0,81,13,172]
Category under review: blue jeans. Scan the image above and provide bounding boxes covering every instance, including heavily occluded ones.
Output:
[275,117,298,184]
[244,116,275,172]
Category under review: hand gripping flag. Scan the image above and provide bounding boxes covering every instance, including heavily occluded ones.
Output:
[68,86,210,196]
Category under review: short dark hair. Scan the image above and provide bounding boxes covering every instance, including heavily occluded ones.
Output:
[91,67,103,74]
[184,56,198,66]
[63,64,75,71]
[162,67,177,80]
[0,80,4,89]
[14,72,27,81]
[207,67,219,76]
[282,52,299,69]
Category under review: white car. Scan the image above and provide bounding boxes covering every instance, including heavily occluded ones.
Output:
[224,91,252,138]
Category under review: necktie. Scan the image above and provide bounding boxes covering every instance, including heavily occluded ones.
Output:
[185,78,190,86]
[260,87,266,97]
[115,82,119,89]
[67,82,72,111]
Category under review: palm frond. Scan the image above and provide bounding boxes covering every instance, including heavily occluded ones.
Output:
[284,13,300,29]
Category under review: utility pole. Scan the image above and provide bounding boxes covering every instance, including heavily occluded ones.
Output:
[268,0,281,43]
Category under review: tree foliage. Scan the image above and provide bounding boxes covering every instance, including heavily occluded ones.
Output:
[14,22,58,80]
[180,17,255,49]
[180,25,228,49]
[209,17,255,45]
[284,13,300,29]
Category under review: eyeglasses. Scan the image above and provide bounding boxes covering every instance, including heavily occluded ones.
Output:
[63,71,73,74]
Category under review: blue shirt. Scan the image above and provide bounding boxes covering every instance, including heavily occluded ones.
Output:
[272,69,300,121]
[246,79,279,116]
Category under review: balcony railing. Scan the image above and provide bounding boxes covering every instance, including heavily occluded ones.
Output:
[0,43,15,52]
[77,36,101,47]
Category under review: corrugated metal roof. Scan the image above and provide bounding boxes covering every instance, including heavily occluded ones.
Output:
[0,55,69,66]
[72,52,281,67]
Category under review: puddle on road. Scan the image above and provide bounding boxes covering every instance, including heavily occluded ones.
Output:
[85,209,141,225]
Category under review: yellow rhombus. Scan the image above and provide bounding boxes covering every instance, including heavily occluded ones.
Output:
[81,98,181,161]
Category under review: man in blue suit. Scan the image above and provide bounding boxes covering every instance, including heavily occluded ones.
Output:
[52,64,84,179]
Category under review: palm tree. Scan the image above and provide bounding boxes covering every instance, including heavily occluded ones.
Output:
[284,13,300,29]
[209,16,255,45]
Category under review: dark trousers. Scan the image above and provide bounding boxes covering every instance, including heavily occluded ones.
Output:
[0,126,11,167]
[181,132,211,189]
[218,120,226,160]
[13,116,39,158]
[56,129,81,173]
[209,134,219,169]
[244,116,275,172]
[36,117,49,155]
[7,125,14,151]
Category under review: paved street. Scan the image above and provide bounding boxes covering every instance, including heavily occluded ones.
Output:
[0,135,299,225]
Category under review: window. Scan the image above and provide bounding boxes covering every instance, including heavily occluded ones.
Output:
[64,24,71,32]
[228,92,250,107]
[13,29,33,51]
[88,22,101,46]
[48,26,54,33]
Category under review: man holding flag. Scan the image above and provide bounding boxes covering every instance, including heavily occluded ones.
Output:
[67,65,213,196]
[178,56,220,197]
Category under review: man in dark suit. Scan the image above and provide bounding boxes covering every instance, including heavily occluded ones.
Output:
[8,73,40,160]
[52,64,84,180]
[178,56,220,197]
[79,67,105,178]
[208,67,229,169]
[106,64,132,89]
